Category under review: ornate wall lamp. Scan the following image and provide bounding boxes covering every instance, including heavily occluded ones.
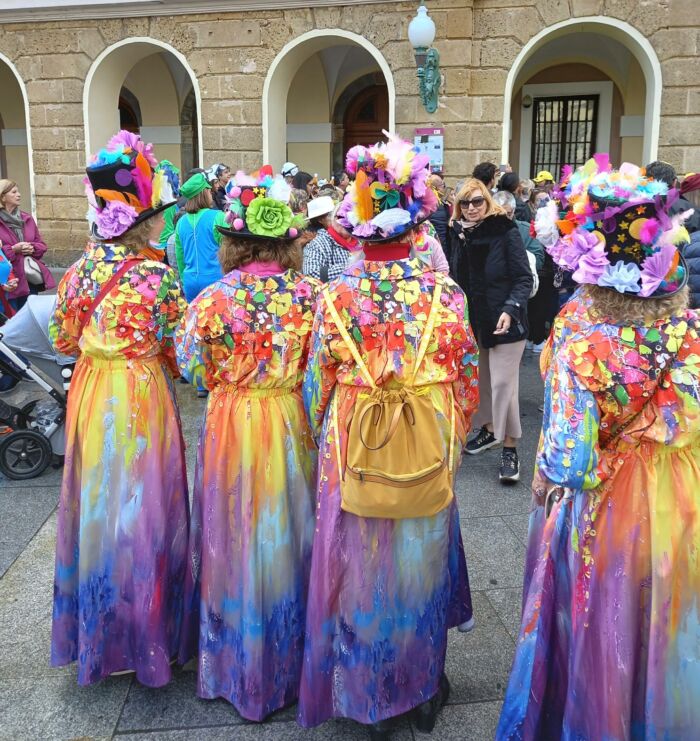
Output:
[408,5,440,114]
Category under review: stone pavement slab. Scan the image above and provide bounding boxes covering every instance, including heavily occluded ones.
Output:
[0,346,546,740]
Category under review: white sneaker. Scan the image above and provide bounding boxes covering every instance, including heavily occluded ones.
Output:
[532,341,545,353]
[525,341,533,351]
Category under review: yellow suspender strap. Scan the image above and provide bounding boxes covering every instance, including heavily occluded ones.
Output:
[411,274,444,386]
[322,288,376,389]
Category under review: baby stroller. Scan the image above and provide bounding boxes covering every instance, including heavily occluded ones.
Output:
[0,296,74,480]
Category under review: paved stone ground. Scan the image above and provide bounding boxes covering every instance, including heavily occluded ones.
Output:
[0,352,544,741]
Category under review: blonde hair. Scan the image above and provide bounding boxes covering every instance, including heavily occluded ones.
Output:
[585,284,689,325]
[219,235,301,273]
[0,179,18,209]
[452,178,505,221]
[118,215,159,253]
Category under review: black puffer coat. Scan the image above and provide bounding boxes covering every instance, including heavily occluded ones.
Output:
[681,231,700,309]
[449,215,533,348]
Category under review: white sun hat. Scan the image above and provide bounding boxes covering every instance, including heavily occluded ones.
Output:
[307,195,335,220]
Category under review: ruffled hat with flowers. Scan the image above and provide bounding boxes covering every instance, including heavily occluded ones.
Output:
[85,130,177,240]
[535,154,691,298]
[335,131,438,242]
[218,165,307,242]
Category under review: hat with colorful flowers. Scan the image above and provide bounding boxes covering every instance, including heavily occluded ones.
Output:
[335,131,438,243]
[535,154,691,298]
[85,130,177,240]
[218,165,307,242]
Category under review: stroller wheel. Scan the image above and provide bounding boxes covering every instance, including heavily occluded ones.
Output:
[0,429,53,480]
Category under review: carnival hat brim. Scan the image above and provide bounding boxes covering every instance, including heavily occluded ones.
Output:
[216,225,298,243]
[91,199,176,240]
[358,215,430,244]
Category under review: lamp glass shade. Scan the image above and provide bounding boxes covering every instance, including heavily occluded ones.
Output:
[408,5,436,49]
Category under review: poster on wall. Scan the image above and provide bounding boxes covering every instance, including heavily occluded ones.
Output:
[414,127,444,173]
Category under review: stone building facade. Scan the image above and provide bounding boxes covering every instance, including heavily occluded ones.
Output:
[0,0,698,264]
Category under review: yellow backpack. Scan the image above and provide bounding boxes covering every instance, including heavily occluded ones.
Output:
[323,276,455,520]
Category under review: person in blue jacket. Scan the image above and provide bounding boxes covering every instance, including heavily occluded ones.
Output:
[175,172,227,302]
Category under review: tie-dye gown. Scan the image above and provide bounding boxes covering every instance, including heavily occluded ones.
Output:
[298,258,478,727]
[497,296,700,740]
[49,243,189,687]
[176,269,319,721]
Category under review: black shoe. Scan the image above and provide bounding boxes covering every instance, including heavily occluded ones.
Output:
[465,426,498,455]
[367,720,392,740]
[499,448,520,483]
[413,673,450,733]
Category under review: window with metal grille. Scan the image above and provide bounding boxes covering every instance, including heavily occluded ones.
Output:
[530,95,599,180]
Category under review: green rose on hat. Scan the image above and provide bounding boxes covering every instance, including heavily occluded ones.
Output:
[246,197,293,238]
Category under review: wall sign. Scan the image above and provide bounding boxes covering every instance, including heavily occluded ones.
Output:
[414,127,444,173]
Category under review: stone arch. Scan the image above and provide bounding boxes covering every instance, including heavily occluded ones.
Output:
[262,29,395,172]
[0,52,35,216]
[502,17,662,169]
[83,37,203,171]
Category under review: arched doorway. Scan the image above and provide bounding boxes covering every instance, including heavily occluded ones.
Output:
[0,53,34,216]
[263,30,395,176]
[84,38,202,173]
[503,18,661,176]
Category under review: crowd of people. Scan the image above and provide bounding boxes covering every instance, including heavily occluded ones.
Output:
[1,127,699,740]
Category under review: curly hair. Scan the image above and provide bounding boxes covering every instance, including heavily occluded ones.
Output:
[585,284,689,325]
[119,214,161,253]
[219,235,302,273]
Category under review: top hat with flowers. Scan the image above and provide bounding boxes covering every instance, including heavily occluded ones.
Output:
[85,130,177,240]
[534,154,691,298]
[335,131,438,243]
[218,165,307,242]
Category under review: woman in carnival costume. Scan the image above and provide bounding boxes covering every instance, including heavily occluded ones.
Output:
[176,166,319,720]
[298,134,478,739]
[497,156,700,740]
[50,131,189,686]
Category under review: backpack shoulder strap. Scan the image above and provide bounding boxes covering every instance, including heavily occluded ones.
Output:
[411,274,444,385]
[322,287,376,389]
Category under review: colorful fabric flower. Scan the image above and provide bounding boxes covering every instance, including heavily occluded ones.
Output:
[95,201,138,238]
[246,197,293,238]
[597,261,641,294]
[572,239,610,284]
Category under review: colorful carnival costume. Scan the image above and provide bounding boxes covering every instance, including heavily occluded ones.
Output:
[50,131,188,687]
[176,168,318,721]
[497,158,700,739]
[298,135,478,731]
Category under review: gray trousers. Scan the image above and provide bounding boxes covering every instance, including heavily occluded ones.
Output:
[473,340,526,442]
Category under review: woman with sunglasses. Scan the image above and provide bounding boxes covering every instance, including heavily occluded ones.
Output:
[449,179,532,483]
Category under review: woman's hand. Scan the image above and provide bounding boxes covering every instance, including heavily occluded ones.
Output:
[2,278,18,291]
[11,242,24,253]
[21,243,34,255]
[494,311,511,335]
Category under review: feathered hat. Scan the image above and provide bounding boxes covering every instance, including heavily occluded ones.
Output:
[335,131,438,243]
[155,159,180,198]
[535,154,691,298]
[85,130,177,239]
[218,165,307,242]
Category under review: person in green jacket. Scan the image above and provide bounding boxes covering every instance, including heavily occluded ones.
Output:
[175,172,228,302]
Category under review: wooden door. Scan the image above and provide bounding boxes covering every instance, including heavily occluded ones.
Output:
[343,84,389,152]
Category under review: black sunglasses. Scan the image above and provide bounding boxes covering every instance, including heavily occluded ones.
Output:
[459,196,486,209]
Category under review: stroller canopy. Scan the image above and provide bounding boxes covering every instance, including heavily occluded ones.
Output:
[1,295,75,366]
